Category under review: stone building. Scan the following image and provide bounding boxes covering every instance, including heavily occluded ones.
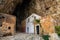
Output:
[0,13,16,36]
[21,13,41,34]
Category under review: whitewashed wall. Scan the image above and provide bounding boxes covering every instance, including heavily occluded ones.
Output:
[26,13,41,33]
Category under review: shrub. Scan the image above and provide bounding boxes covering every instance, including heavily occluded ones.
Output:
[42,35,50,40]
[55,26,60,36]
[35,19,40,23]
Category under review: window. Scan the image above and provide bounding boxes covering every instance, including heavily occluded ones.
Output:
[8,26,11,29]
[27,27,29,33]
[32,16,33,17]
[0,16,5,19]
[0,16,5,27]
[28,18,30,22]
[2,16,5,18]
[34,16,36,19]
[0,21,2,27]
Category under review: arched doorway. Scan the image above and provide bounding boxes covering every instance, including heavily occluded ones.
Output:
[35,24,40,35]
[36,25,39,34]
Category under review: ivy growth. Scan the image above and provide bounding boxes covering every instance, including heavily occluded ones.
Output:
[35,19,40,23]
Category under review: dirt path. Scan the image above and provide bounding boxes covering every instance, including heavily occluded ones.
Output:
[0,33,44,40]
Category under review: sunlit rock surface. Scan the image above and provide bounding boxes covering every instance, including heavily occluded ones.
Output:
[49,33,59,40]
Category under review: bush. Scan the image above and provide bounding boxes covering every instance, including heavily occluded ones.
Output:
[35,19,40,23]
[42,35,50,40]
[55,26,60,36]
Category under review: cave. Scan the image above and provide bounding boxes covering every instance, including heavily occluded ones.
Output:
[6,0,57,32]
[12,0,31,32]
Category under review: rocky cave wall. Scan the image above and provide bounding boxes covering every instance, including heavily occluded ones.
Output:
[15,0,60,21]
[17,0,60,32]
[16,0,60,26]
[1,0,60,31]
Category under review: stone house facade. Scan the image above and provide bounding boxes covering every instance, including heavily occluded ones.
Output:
[0,13,16,36]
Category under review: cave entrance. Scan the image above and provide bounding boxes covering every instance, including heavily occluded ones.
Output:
[12,0,32,32]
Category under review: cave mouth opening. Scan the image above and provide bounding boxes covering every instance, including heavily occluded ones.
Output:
[12,0,31,32]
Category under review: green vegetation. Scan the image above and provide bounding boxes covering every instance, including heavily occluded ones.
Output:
[42,35,50,40]
[55,26,60,36]
[35,19,40,23]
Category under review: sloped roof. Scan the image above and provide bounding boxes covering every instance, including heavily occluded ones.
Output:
[26,13,41,19]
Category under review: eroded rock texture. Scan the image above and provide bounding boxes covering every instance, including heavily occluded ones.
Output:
[23,0,60,26]
[12,0,60,31]
[1,0,60,31]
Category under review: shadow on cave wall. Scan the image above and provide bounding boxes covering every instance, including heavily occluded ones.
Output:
[12,0,31,32]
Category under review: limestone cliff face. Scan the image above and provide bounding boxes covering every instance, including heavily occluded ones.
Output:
[23,0,60,26]
[0,0,59,19]
[24,0,57,16]
[1,0,60,30]
[6,0,60,26]
[0,0,60,18]
[0,0,22,14]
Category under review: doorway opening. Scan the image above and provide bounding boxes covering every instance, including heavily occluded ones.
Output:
[36,25,39,34]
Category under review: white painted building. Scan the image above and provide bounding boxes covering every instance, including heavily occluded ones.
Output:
[26,13,41,34]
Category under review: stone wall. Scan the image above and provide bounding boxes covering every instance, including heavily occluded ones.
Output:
[0,13,16,36]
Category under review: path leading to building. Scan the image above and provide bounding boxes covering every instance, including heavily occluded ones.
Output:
[0,33,44,40]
